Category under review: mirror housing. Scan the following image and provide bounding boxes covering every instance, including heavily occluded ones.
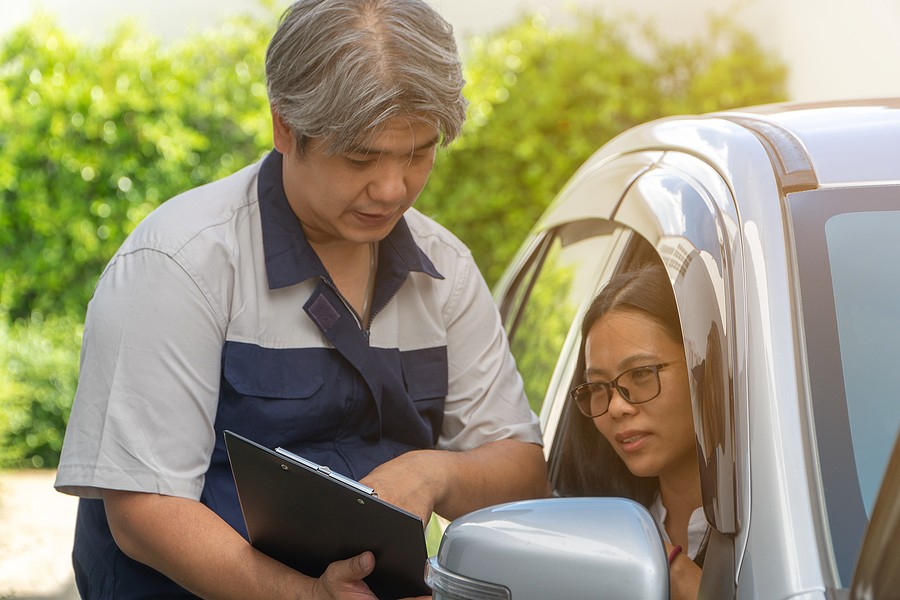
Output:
[426,497,669,600]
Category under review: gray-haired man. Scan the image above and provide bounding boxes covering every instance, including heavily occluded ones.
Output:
[55,1,549,598]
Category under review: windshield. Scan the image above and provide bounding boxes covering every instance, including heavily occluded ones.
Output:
[789,186,900,586]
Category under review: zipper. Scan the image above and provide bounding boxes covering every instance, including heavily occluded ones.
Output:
[320,277,370,341]
[369,277,407,324]
[318,261,411,341]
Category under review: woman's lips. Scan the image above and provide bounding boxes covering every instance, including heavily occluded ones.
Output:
[615,430,651,452]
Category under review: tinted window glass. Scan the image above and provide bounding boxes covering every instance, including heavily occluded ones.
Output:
[504,221,620,414]
[790,186,900,585]
[825,210,900,515]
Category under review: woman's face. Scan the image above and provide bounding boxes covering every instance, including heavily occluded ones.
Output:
[584,308,695,483]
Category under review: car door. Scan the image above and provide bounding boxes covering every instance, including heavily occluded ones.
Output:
[496,150,743,599]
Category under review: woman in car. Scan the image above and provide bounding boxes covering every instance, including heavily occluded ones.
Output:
[555,262,705,600]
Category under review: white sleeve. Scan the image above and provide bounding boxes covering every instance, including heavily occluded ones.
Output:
[437,254,543,451]
[55,249,226,500]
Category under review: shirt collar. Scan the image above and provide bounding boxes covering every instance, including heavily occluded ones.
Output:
[649,494,709,560]
[257,149,443,292]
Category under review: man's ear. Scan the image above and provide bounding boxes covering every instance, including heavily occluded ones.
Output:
[271,107,294,154]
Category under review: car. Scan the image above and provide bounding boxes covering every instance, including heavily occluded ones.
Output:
[425,98,900,599]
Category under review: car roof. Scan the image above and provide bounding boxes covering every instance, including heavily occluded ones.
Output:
[585,98,900,193]
[718,98,900,188]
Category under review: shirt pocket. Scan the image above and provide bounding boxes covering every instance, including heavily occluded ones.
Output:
[222,341,324,400]
[400,346,449,401]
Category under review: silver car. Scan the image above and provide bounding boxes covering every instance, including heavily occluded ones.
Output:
[426,99,900,599]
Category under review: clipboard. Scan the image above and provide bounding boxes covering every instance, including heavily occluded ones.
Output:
[224,430,430,599]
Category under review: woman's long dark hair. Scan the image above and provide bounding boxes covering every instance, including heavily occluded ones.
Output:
[554,262,683,508]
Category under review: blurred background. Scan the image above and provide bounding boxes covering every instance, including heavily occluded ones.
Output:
[6,0,900,101]
[1,0,898,598]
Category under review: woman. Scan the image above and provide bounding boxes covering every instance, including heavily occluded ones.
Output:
[556,263,705,600]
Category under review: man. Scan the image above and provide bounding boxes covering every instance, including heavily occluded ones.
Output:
[55,0,549,598]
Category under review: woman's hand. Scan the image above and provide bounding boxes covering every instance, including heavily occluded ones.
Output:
[664,542,701,600]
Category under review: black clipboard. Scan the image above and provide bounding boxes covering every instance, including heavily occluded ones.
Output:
[224,430,430,599]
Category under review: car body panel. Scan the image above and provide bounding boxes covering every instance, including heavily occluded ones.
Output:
[436,99,900,600]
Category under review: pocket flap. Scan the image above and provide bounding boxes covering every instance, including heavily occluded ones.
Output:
[401,346,449,401]
[223,342,323,399]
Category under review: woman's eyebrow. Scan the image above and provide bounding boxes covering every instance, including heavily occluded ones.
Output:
[585,353,660,378]
[584,367,612,381]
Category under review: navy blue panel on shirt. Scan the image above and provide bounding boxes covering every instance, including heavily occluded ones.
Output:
[401,345,449,400]
[204,339,448,541]
[223,342,324,399]
[219,341,380,446]
[214,340,446,464]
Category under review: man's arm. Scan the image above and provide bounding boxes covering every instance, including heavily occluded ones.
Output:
[103,490,428,600]
[360,439,550,523]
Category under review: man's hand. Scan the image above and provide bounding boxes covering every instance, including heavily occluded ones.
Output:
[314,551,431,600]
[360,439,550,524]
[360,450,447,524]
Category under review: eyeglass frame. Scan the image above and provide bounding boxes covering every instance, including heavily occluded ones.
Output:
[569,359,686,418]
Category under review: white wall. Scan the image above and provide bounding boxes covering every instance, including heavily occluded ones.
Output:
[774,0,900,101]
[1,0,272,41]
[4,0,900,102]
[440,0,900,102]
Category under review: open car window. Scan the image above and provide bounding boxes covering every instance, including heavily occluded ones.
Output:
[500,220,627,418]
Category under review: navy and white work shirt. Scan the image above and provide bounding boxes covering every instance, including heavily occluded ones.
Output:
[55,150,541,598]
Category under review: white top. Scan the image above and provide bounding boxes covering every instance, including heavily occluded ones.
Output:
[649,495,709,560]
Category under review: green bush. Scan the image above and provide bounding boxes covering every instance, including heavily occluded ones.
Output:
[0,8,786,468]
[0,14,274,324]
[0,13,277,467]
[0,313,82,467]
[418,11,787,285]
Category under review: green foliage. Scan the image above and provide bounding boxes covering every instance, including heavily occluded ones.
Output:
[0,12,277,467]
[0,13,274,323]
[509,255,577,414]
[0,7,786,468]
[0,313,82,468]
[419,11,787,285]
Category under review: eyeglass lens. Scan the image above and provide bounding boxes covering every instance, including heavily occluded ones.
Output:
[575,365,662,417]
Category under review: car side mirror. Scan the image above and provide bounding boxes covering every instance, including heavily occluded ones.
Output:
[426,497,669,600]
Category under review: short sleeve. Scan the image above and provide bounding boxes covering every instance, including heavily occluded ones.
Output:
[437,253,543,451]
[55,249,226,500]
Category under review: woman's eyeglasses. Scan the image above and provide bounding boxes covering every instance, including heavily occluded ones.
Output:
[570,360,685,418]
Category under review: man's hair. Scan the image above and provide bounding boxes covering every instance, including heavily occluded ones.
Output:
[265,0,468,155]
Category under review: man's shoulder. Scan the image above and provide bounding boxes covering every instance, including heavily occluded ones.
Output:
[120,160,263,258]
[403,207,472,261]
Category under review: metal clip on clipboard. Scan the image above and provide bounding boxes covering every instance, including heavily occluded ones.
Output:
[274,447,378,497]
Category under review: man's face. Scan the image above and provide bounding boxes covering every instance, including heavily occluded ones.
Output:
[273,111,439,247]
